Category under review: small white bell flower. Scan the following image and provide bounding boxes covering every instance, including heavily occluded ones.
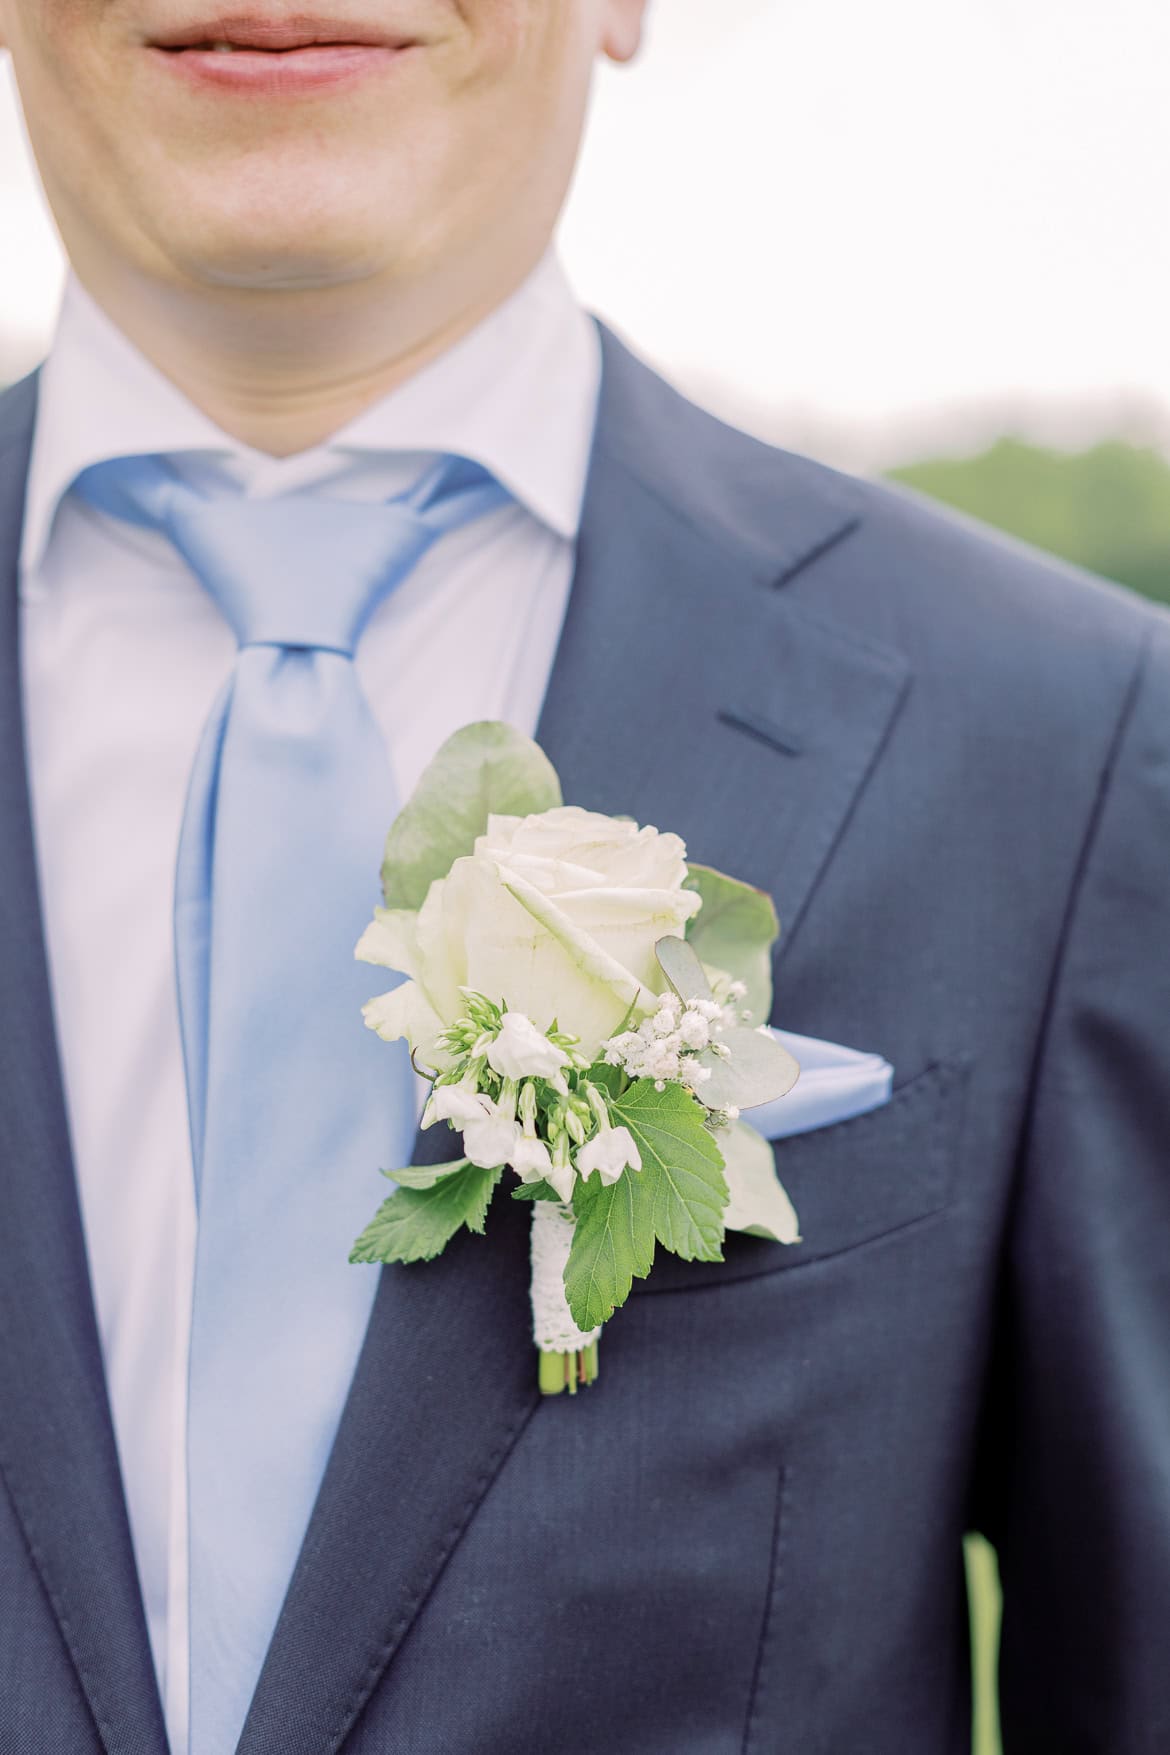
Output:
[424,1084,491,1130]
[511,1135,554,1182]
[487,1012,571,1083]
[575,1125,642,1186]
[543,1160,577,1204]
[462,1101,524,1170]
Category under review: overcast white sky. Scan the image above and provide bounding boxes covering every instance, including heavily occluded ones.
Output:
[2,0,1168,462]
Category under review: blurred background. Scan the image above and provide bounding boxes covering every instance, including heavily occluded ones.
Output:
[5,0,1168,609]
[4,1,1167,1747]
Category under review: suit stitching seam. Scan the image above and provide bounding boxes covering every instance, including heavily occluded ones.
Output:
[741,1462,789,1754]
[964,623,1160,1543]
[772,660,913,956]
[1010,621,1157,1194]
[634,1061,967,1296]
[641,1202,954,1299]
[0,1449,120,1749]
[762,590,908,675]
[591,425,863,592]
[780,1056,954,1138]
[324,1392,542,1754]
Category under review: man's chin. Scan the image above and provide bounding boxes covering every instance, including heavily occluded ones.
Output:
[159,226,404,297]
[188,250,390,295]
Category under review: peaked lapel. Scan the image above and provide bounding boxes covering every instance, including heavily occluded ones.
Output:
[0,376,169,1754]
[241,330,911,1753]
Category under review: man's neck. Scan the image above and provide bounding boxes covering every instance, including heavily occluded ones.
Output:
[70,251,540,458]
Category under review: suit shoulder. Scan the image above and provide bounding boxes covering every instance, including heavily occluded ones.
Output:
[843,465,1161,655]
[606,338,1160,719]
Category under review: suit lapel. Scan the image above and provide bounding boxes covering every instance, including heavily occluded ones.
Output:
[0,377,168,1754]
[535,330,911,950]
[242,331,911,1752]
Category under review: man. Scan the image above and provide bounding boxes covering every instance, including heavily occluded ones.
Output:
[0,3,1167,1751]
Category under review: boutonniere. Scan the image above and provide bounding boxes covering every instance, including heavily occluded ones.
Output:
[350,723,801,1395]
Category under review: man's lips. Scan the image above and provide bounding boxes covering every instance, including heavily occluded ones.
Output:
[151,15,414,50]
[148,16,418,90]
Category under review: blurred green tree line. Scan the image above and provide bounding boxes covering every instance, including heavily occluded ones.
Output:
[891,436,1170,607]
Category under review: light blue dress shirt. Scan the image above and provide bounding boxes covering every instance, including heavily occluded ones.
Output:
[20,255,601,1755]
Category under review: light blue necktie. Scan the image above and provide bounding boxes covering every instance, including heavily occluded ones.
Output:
[73,454,508,1754]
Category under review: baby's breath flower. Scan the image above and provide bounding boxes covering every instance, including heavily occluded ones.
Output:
[678,1010,711,1051]
[681,1059,712,1090]
[642,1042,681,1081]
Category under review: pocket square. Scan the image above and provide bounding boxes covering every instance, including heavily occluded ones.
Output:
[744,1030,894,1142]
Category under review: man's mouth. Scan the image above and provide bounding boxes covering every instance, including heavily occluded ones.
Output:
[152,17,416,52]
[148,16,419,89]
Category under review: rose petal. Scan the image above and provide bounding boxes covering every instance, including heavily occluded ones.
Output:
[354,906,421,978]
[361,979,446,1068]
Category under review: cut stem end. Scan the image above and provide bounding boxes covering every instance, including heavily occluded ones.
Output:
[538,1341,600,1396]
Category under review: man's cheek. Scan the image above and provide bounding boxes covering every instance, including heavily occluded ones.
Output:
[463,0,578,86]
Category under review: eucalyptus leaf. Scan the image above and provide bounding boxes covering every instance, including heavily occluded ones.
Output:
[720,1122,801,1243]
[381,722,563,910]
[697,1027,801,1112]
[384,1158,471,1191]
[350,1162,502,1265]
[655,934,715,1005]
[683,863,780,1020]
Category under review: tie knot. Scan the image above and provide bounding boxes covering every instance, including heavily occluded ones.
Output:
[71,454,508,655]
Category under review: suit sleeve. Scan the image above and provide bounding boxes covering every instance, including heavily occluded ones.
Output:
[981,613,1170,1751]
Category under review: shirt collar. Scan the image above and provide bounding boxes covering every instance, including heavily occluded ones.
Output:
[23,253,601,576]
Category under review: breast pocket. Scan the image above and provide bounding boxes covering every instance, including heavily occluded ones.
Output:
[633,1057,970,1297]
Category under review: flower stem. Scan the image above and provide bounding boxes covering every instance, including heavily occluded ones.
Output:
[537,1340,601,1396]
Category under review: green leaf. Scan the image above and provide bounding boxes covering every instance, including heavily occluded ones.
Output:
[586,1062,626,1100]
[381,722,563,910]
[563,1080,730,1330]
[720,1122,801,1243]
[511,1178,563,1203]
[350,1162,502,1265]
[684,863,780,1020]
[565,1163,658,1331]
[610,1079,729,1263]
[697,1026,801,1111]
[384,1157,472,1190]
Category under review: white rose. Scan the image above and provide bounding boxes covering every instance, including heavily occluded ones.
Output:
[358,805,701,1064]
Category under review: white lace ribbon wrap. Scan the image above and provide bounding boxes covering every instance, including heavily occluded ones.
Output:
[529,1200,602,1352]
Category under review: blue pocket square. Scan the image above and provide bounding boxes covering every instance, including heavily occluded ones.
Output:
[744,1030,894,1142]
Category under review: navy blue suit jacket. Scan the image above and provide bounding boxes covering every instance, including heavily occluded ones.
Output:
[1,333,1168,1754]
